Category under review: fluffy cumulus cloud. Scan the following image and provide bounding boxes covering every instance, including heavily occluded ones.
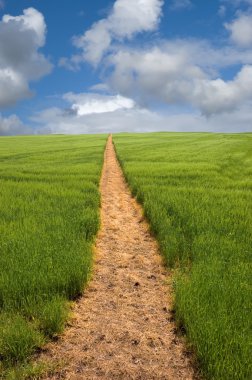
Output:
[107,42,252,115]
[60,0,163,67]
[194,65,252,114]
[0,8,52,108]
[0,113,31,135]
[58,0,252,123]
[63,92,135,116]
[225,13,252,47]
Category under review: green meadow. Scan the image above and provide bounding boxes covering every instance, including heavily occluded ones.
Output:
[0,132,251,379]
[0,135,106,370]
[113,133,252,380]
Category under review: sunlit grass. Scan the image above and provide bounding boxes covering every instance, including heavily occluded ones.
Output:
[114,132,252,380]
[0,134,107,369]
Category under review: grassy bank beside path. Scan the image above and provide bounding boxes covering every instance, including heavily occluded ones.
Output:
[0,134,107,371]
[113,132,252,380]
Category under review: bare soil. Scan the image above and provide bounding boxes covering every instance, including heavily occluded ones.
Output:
[40,135,195,379]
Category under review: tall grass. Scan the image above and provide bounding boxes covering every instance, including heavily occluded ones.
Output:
[113,133,252,380]
[0,134,106,369]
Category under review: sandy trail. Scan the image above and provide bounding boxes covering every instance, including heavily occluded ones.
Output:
[41,135,195,379]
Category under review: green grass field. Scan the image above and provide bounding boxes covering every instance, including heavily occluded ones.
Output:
[113,133,252,380]
[0,134,106,370]
[1,132,251,379]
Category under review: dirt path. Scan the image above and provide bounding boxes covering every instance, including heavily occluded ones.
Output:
[41,135,195,379]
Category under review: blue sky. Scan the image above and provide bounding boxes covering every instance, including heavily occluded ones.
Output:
[0,0,252,134]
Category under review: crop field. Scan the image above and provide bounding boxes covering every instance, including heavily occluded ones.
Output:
[0,134,106,370]
[113,133,252,380]
[0,132,251,379]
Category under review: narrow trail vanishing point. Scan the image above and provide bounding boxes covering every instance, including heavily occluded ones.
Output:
[40,135,195,380]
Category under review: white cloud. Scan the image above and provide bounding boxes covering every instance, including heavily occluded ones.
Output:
[56,0,252,120]
[0,68,31,107]
[31,102,252,135]
[89,83,111,93]
[170,0,192,11]
[0,8,52,108]
[0,113,32,135]
[193,65,252,114]
[31,106,156,134]
[63,92,135,116]
[107,42,252,115]
[225,13,252,47]
[61,0,163,67]
[26,90,252,135]
[3,8,46,46]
